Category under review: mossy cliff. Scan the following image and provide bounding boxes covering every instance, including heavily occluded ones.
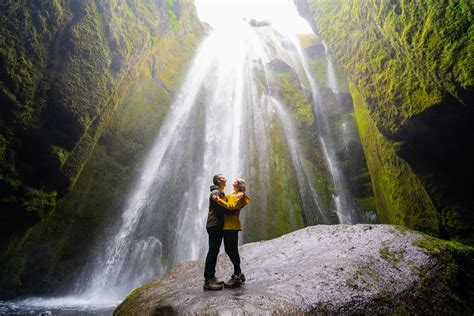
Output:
[0,0,184,236]
[0,0,204,297]
[297,0,474,243]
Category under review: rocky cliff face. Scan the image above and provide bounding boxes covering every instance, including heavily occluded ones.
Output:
[114,225,474,315]
[0,0,187,233]
[296,0,474,243]
[0,0,204,297]
[251,32,375,232]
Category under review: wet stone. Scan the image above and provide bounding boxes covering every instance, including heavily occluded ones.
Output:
[114,224,470,315]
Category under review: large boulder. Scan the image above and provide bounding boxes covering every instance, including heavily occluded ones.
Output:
[114,225,473,315]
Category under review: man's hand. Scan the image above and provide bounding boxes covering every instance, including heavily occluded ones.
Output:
[212,194,219,201]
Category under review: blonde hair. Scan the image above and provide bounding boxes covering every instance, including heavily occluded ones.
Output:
[236,178,246,192]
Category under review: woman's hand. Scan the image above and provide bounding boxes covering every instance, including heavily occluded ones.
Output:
[234,192,244,199]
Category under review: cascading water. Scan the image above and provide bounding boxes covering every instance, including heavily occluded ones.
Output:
[76,14,362,300]
[75,26,255,302]
[76,0,367,303]
[1,1,370,313]
[289,35,366,224]
[323,42,358,168]
[324,42,339,93]
[270,96,329,224]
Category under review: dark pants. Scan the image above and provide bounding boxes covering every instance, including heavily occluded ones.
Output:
[224,230,241,275]
[204,226,224,281]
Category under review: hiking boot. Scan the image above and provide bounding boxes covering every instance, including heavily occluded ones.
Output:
[224,274,243,288]
[238,273,246,283]
[203,277,223,291]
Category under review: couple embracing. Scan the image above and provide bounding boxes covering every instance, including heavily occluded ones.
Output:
[203,174,250,290]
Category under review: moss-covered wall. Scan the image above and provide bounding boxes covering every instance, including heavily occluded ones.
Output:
[301,0,472,134]
[0,0,184,240]
[266,116,305,237]
[0,0,204,297]
[352,84,438,232]
[298,0,474,243]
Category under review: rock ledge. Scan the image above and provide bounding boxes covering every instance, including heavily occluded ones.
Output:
[115,225,473,315]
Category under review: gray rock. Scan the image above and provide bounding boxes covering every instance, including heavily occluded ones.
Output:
[114,225,473,315]
[249,19,271,27]
[305,43,325,58]
[267,59,292,73]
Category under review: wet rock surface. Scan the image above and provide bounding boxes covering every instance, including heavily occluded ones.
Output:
[115,225,472,315]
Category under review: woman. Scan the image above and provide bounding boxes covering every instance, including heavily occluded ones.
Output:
[214,178,250,288]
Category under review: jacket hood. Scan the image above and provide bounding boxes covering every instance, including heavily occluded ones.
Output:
[210,184,219,191]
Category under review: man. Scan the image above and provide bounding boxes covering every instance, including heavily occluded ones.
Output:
[203,174,227,290]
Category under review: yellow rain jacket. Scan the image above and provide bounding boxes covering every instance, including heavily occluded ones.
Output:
[216,193,250,231]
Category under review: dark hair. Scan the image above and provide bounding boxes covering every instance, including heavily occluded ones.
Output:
[213,174,224,186]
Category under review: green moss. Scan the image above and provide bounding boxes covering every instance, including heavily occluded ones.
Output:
[356,196,377,214]
[307,0,473,133]
[0,0,204,296]
[346,264,381,291]
[299,33,321,48]
[165,0,179,29]
[332,62,350,93]
[270,71,314,127]
[51,7,203,286]
[441,207,474,245]
[343,234,473,313]
[301,157,333,216]
[22,189,57,218]
[307,55,329,88]
[125,280,160,301]
[0,0,192,220]
[413,235,474,312]
[380,244,405,267]
[148,33,158,44]
[268,117,305,237]
[414,235,474,258]
[352,84,438,233]
[51,146,69,167]
[0,135,20,191]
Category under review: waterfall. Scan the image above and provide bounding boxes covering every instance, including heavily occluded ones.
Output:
[2,3,369,312]
[288,34,366,224]
[270,96,329,224]
[72,12,369,304]
[323,42,339,93]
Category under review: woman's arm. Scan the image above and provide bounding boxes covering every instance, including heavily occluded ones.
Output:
[216,193,246,210]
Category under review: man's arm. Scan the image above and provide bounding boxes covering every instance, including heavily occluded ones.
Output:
[210,191,220,201]
[210,190,227,215]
